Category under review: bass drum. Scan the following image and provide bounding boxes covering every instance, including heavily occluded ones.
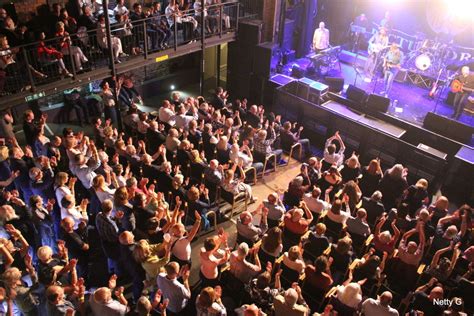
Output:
[415,54,432,71]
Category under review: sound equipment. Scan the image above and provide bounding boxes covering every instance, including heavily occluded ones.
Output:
[296,77,316,100]
[238,20,263,46]
[292,65,305,78]
[423,112,473,144]
[324,76,344,93]
[346,84,368,105]
[446,91,455,106]
[338,50,367,68]
[366,93,390,113]
[253,42,278,77]
[281,19,295,51]
[395,68,408,83]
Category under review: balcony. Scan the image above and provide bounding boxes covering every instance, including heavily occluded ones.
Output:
[0,1,240,108]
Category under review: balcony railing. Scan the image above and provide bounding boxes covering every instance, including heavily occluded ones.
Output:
[0,1,239,105]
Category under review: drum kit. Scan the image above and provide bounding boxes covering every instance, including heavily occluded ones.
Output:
[405,34,454,77]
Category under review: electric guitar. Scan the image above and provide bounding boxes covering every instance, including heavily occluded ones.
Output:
[429,68,443,98]
[368,41,389,55]
[451,79,474,93]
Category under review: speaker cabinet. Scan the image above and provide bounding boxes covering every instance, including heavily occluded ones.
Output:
[324,76,344,93]
[237,20,263,46]
[253,42,278,78]
[367,93,390,113]
[423,112,473,144]
[346,84,368,105]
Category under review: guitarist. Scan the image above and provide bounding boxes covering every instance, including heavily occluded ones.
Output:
[364,27,389,82]
[382,43,403,97]
[451,66,474,119]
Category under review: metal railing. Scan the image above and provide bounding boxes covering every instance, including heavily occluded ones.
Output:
[0,1,239,99]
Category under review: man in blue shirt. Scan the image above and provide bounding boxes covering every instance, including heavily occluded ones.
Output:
[382,43,403,97]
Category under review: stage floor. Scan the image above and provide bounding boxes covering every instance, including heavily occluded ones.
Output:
[278,55,474,130]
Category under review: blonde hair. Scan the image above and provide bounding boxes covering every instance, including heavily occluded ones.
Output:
[133,240,151,263]
[415,178,428,190]
[0,146,9,162]
[55,172,69,187]
[37,246,53,262]
[2,267,22,286]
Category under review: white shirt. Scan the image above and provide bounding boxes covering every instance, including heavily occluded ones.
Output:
[313,28,330,50]
[70,160,101,189]
[113,4,129,16]
[303,193,330,214]
[327,209,350,225]
[362,298,399,316]
[159,107,176,125]
[61,206,88,230]
[157,273,191,313]
[175,113,198,130]
[89,295,128,316]
[170,236,191,261]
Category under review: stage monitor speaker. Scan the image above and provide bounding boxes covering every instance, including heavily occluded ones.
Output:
[423,112,473,144]
[324,76,344,93]
[367,93,390,113]
[346,84,368,106]
[292,65,305,79]
[253,42,278,77]
[445,91,455,106]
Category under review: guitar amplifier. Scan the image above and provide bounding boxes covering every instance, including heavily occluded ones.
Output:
[309,81,329,97]
[395,68,408,83]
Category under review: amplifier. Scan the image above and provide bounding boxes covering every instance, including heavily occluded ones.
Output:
[310,82,329,96]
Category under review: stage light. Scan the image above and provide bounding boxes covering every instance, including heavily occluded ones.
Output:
[446,0,474,19]
[170,85,175,90]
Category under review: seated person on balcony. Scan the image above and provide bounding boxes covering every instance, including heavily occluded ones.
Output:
[323,131,346,167]
[113,0,129,17]
[194,0,212,34]
[151,2,172,49]
[280,121,311,159]
[60,8,78,34]
[0,35,46,92]
[55,22,89,72]
[97,14,127,64]
[237,205,268,244]
[77,5,97,31]
[165,0,198,42]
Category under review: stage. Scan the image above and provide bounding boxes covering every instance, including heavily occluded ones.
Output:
[272,50,474,139]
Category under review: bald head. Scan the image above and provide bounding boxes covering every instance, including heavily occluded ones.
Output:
[94,287,112,304]
[379,291,393,306]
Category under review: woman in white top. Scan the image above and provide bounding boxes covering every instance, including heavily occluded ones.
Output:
[336,279,363,310]
[54,172,76,216]
[60,194,88,230]
[200,231,230,287]
[221,162,255,202]
[92,174,117,207]
[97,14,125,63]
[282,245,305,274]
[326,198,351,225]
[169,210,202,267]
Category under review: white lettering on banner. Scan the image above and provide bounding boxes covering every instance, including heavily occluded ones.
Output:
[433,298,463,307]
[459,53,472,62]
